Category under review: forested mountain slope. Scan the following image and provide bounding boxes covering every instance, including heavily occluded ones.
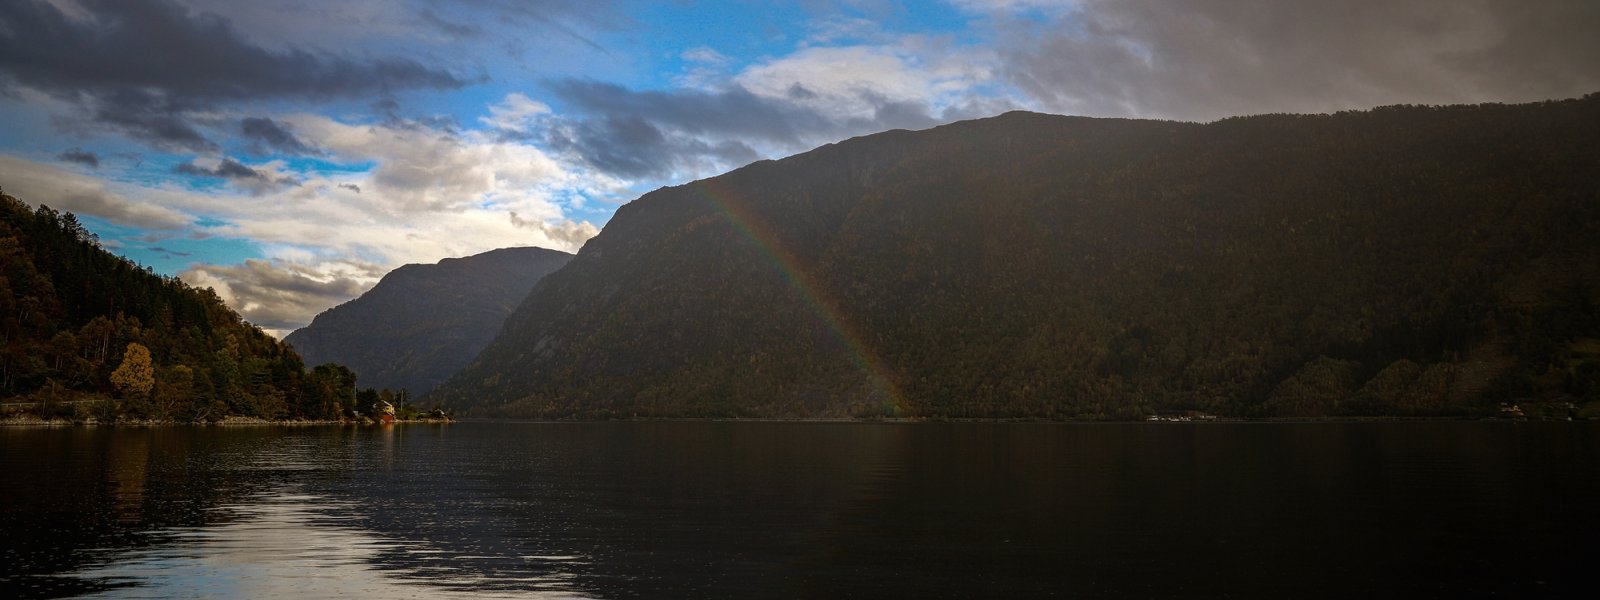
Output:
[433,95,1600,419]
[285,247,572,396]
[0,192,351,420]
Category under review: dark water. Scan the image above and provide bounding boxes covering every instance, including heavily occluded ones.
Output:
[2,422,1598,599]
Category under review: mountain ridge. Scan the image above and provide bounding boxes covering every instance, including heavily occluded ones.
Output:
[285,246,572,396]
[433,95,1600,419]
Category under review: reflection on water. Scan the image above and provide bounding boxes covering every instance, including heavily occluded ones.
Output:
[74,491,585,599]
[3,422,1599,598]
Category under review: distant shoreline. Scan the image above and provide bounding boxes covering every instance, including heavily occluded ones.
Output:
[0,415,453,427]
[452,415,1580,425]
[7,414,1585,428]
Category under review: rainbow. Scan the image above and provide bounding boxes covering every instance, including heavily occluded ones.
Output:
[689,178,905,415]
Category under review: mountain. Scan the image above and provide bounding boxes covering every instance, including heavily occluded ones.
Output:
[285,247,572,396]
[0,191,350,421]
[431,95,1600,419]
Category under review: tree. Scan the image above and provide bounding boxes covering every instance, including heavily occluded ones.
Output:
[110,342,155,399]
[152,365,194,420]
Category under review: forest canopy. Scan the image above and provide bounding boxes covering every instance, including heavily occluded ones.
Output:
[0,191,357,421]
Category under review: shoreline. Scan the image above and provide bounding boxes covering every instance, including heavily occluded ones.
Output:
[457,415,1579,424]
[5,414,1584,427]
[1,415,454,427]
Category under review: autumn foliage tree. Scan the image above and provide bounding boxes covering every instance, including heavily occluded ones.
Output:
[110,342,154,399]
[0,191,361,421]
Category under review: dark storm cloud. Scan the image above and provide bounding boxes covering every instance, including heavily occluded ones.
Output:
[995,0,1600,121]
[175,158,266,181]
[419,9,482,38]
[545,114,762,179]
[453,0,621,53]
[548,80,831,145]
[543,79,958,178]
[75,88,219,152]
[241,117,319,156]
[146,246,192,258]
[369,97,462,134]
[0,0,471,149]
[0,0,468,100]
[57,148,101,168]
[174,158,297,194]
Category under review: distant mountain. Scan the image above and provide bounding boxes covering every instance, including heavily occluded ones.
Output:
[285,247,572,396]
[0,191,346,421]
[431,95,1600,419]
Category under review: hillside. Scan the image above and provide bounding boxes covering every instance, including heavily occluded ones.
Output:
[285,247,572,396]
[431,95,1600,419]
[0,192,353,421]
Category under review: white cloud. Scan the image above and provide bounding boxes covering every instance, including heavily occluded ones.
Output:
[945,0,1078,13]
[801,15,884,45]
[674,46,736,90]
[0,154,193,230]
[179,258,382,337]
[169,110,603,333]
[5,101,603,335]
[734,40,1001,122]
[281,114,572,214]
[681,46,731,65]
[479,92,551,134]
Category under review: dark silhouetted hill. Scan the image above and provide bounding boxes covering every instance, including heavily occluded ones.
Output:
[432,94,1600,419]
[285,247,572,396]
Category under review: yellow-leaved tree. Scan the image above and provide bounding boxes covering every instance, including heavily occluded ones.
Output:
[110,342,155,399]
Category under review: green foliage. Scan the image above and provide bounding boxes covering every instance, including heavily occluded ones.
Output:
[434,95,1600,419]
[0,192,359,420]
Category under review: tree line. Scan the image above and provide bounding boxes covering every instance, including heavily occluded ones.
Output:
[0,190,371,422]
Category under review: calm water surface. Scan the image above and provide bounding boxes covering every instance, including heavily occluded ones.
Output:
[2,421,1598,598]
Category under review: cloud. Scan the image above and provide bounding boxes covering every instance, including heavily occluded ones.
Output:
[681,46,731,65]
[946,0,1075,13]
[241,117,319,156]
[57,148,100,168]
[175,158,265,180]
[544,113,763,179]
[174,157,299,194]
[68,87,219,152]
[282,112,571,214]
[0,0,469,100]
[479,92,550,135]
[734,42,994,120]
[446,0,621,53]
[0,0,471,149]
[418,8,482,38]
[140,111,602,333]
[542,38,1006,179]
[509,211,600,249]
[3,100,602,334]
[176,194,598,333]
[0,154,192,229]
[546,80,830,147]
[985,0,1600,121]
[180,258,381,335]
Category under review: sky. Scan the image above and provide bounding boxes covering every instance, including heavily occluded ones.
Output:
[2,0,1597,337]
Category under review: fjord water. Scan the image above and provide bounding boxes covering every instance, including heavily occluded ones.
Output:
[3,422,1597,598]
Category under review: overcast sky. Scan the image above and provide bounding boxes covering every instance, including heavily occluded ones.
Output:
[2,0,1596,336]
